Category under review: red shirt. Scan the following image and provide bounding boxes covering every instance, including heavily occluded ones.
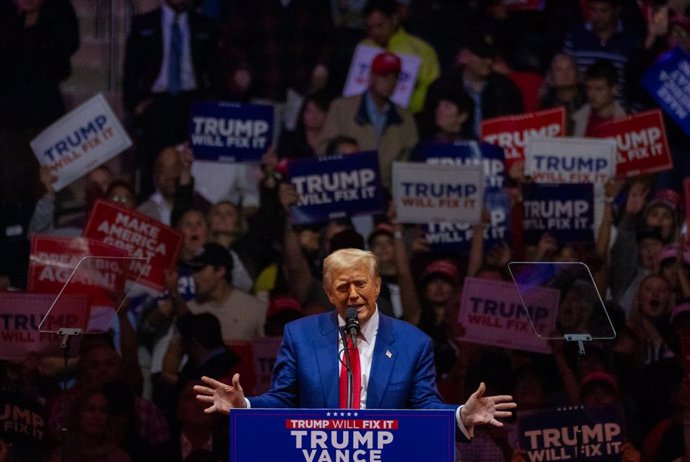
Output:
[585,110,612,137]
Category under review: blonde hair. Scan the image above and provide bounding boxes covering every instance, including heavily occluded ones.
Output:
[322,248,378,289]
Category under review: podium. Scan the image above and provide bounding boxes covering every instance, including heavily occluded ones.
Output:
[229,408,455,462]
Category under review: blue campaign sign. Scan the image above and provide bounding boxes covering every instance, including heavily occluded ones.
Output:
[642,47,690,137]
[414,141,506,190]
[522,183,594,246]
[519,406,625,462]
[230,408,455,462]
[189,101,273,163]
[414,141,510,254]
[287,151,385,225]
[424,186,512,255]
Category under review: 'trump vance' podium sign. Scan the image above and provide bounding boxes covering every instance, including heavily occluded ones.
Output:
[230,408,455,462]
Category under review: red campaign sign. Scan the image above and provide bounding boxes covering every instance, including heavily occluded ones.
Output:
[227,341,257,394]
[593,109,673,178]
[480,107,565,169]
[226,337,282,395]
[83,199,183,291]
[0,293,88,360]
[28,235,128,293]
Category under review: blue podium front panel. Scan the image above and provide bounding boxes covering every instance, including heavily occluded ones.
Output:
[229,408,455,462]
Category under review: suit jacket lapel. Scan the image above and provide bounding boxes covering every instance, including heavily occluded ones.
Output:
[315,312,340,408]
[366,313,396,409]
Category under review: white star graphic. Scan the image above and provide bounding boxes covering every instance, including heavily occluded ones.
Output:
[326,412,331,416]
[347,412,351,417]
[340,412,345,416]
[354,412,358,417]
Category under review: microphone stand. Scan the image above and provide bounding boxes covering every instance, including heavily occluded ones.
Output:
[57,327,81,462]
[339,327,355,408]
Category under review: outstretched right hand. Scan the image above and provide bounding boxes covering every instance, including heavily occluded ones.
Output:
[194,373,247,415]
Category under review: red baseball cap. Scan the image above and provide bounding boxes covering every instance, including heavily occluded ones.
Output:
[646,188,683,215]
[580,371,619,394]
[371,51,402,75]
[422,259,460,285]
[266,295,302,318]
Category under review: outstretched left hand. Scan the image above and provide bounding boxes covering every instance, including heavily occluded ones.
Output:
[460,382,517,438]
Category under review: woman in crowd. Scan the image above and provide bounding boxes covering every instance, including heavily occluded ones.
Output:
[206,202,254,292]
[627,273,674,366]
[538,53,584,135]
[610,181,682,314]
[278,91,331,160]
[416,87,474,144]
[48,388,131,462]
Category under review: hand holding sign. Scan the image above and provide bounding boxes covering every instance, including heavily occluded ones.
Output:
[279,182,300,213]
[39,166,58,196]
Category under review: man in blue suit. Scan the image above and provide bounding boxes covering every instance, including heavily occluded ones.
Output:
[194,248,515,438]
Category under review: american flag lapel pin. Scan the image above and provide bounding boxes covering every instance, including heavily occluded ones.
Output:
[385,350,393,359]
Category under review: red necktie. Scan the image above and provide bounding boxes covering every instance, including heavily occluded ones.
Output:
[339,336,361,409]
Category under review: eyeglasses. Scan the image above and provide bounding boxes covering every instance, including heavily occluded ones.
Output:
[110,194,133,204]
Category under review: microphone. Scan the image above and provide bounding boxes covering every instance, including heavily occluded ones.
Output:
[344,306,360,337]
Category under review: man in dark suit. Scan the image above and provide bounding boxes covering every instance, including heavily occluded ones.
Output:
[195,248,516,439]
[122,0,223,196]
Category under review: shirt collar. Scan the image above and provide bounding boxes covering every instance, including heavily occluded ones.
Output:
[355,92,403,127]
[162,3,188,25]
[337,306,379,345]
[150,190,166,205]
[365,91,390,117]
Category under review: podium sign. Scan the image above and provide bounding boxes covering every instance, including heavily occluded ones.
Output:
[230,408,455,462]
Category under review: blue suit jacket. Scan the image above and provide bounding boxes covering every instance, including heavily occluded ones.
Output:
[249,311,458,412]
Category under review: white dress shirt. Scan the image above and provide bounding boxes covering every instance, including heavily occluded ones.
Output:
[337,308,379,408]
[246,307,470,438]
[152,4,198,93]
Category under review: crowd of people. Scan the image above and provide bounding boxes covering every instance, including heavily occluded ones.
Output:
[2,0,690,460]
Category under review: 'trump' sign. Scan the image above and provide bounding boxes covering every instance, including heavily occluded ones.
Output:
[413,141,510,253]
[481,107,565,169]
[0,293,88,360]
[525,138,616,186]
[642,46,690,137]
[343,44,421,108]
[459,277,558,353]
[522,183,595,245]
[287,151,385,225]
[230,409,454,462]
[392,162,484,224]
[190,101,273,163]
[593,109,672,178]
[519,406,626,461]
[30,93,132,191]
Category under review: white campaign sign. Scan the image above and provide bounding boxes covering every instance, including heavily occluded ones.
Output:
[30,93,132,191]
[342,44,421,109]
[524,137,616,187]
[392,162,484,224]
